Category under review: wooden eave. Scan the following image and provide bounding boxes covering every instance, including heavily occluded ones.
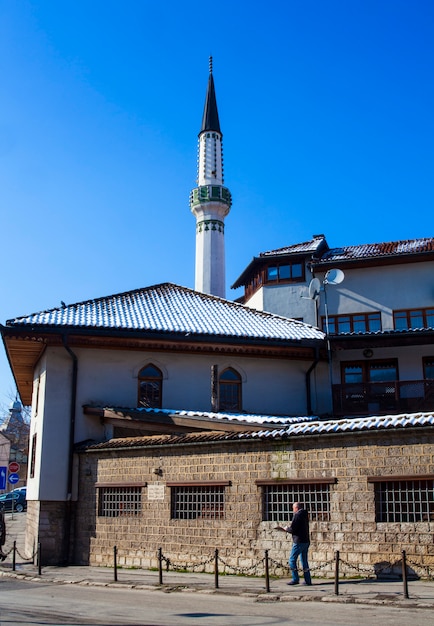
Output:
[2,326,325,406]
[83,405,265,434]
[1,334,48,405]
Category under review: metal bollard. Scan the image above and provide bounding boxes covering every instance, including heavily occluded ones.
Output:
[12,541,16,571]
[37,542,42,576]
[334,550,339,595]
[264,549,270,592]
[402,550,409,599]
[158,547,163,585]
[113,545,118,582]
[214,548,219,589]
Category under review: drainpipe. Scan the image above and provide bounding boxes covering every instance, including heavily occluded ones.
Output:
[211,365,218,412]
[62,335,78,565]
[305,349,320,415]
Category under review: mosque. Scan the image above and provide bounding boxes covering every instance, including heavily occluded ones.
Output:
[1,60,433,573]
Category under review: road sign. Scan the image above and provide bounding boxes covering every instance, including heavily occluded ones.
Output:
[0,467,6,490]
[8,461,20,473]
[8,472,20,484]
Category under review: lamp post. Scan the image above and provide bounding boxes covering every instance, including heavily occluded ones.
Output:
[322,269,345,398]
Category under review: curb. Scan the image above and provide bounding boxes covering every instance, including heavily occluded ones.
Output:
[1,569,434,608]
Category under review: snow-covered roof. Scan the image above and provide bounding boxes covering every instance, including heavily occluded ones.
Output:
[82,410,434,451]
[317,237,434,264]
[5,282,324,343]
[231,236,434,290]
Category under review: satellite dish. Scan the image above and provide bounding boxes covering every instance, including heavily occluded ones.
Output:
[324,268,345,285]
[308,278,321,300]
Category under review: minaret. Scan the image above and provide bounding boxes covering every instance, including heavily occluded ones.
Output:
[190,57,232,298]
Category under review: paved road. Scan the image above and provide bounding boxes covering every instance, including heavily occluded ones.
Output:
[1,577,433,626]
[2,512,434,625]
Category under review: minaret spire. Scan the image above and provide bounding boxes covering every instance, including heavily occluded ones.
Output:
[190,58,232,298]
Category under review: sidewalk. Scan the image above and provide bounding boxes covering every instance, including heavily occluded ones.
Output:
[1,514,433,608]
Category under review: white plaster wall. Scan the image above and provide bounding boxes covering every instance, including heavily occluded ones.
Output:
[316,261,434,326]
[243,260,433,329]
[27,350,73,501]
[261,284,318,326]
[331,344,434,382]
[0,434,11,489]
[75,348,325,419]
[26,344,331,501]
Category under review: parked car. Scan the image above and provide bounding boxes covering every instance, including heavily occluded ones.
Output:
[0,491,27,513]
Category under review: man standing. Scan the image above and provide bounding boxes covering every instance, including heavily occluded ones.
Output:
[277,502,312,585]
[0,509,6,561]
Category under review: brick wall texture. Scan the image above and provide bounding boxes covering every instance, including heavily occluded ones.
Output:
[73,429,434,577]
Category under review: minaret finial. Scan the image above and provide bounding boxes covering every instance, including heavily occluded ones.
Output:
[209,55,213,74]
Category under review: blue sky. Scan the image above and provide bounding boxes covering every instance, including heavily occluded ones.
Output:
[0,0,433,408]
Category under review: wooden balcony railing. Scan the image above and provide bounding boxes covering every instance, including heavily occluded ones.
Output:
[332,379,434,416]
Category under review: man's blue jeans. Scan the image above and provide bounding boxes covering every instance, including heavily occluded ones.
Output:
[289,542,311,584]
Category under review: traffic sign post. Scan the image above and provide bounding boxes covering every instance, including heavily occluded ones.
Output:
[0,467,6,490]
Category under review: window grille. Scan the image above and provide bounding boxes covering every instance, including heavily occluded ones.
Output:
[219,367,242,412]
[98,486,142,517]
[171,485,226,520]
[138,364,162,408]
[261,483,331,522]
[372,479,434,522]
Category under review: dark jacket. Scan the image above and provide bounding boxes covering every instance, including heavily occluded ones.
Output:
[0,511,5,547]
[289,508,309,543]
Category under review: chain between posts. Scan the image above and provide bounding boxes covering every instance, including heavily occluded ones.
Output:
[1,544,37,561]
[2,541,434,582]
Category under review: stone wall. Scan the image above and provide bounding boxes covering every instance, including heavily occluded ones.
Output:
[25,499,71,564]
[74,429,434,577]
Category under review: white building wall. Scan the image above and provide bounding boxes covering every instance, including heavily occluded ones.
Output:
[0,433,11,490]
[27,350,73,501]
[27,345,329,502]
[244,260,433,331]
[316,261,434,324]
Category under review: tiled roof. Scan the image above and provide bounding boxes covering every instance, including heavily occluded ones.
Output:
[231,236,328,289]
[316,237,434,264]
[331,327,434,339]
[260,235,327,258]
[231,236,433,290]
[82,411,434,451]
[6,283,324,342]
[92,405,316,426]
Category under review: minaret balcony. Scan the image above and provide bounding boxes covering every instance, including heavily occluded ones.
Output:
[190,185,232,209]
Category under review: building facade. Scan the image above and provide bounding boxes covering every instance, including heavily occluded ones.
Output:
[74,414,434,576]
[0,61,433,574]
[232,235,434,418]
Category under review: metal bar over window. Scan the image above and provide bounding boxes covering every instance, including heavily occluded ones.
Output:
[261,483,332,522]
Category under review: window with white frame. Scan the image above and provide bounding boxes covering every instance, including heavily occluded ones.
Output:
[257,479,336,522]
[369,476,434,522]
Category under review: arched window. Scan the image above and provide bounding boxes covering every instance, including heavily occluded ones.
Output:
[219,368,242,412]
[138,364,162,408]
